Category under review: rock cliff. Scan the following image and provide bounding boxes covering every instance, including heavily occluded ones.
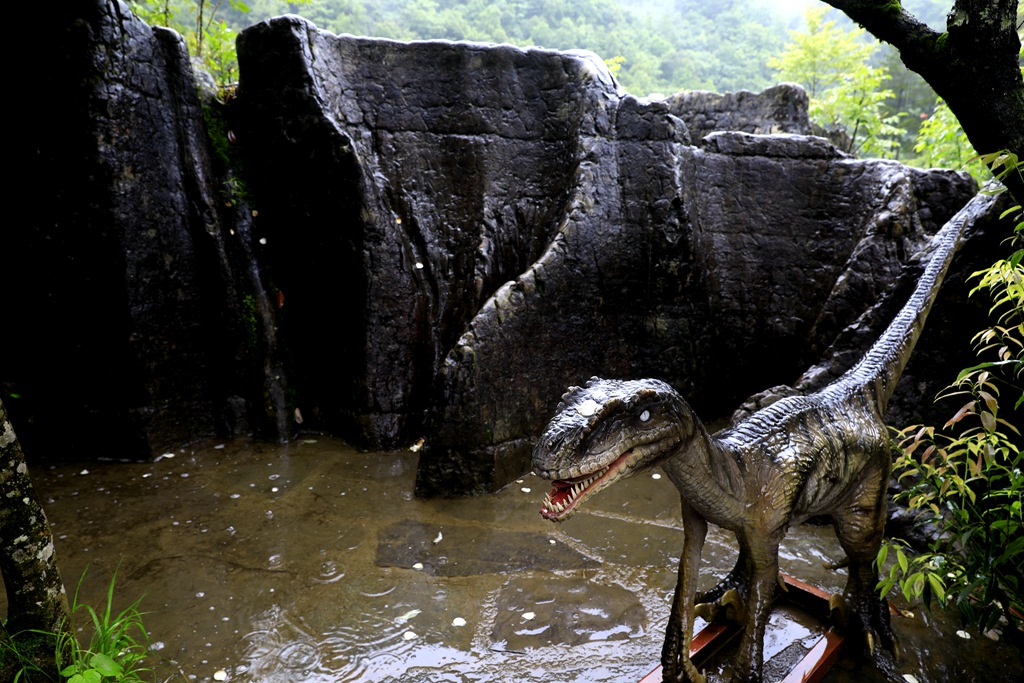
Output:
[8,4,1008,496]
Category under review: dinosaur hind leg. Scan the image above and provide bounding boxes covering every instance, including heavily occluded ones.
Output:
[726,534,782,683]
[831,462,897,666]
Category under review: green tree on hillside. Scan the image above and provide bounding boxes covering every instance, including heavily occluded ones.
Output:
[769,5,904,158]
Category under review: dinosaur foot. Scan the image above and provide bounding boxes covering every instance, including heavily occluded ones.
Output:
[696,567,748,606]
[828,593,899,668]
[695,588,745,624]
[661,630,707,683]
[661,659,707,683]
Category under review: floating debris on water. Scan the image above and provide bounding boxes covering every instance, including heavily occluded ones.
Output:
[412,562,424,570]
[651,473,661,479]
[214,444,225,450]
[403,630,418,640]
[452,617,467,627]
[397,609,421,622]
[903,675,919,683]
[213,669,228,681]
[432,531,443,544]
[520,487,531,493]
[522,612,536,621]
[956,630,971,639]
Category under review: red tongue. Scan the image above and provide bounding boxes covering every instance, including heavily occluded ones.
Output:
[548,480,573,507]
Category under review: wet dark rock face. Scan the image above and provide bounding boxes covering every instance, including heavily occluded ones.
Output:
[5,1,288,460]
[10,6,1008,497]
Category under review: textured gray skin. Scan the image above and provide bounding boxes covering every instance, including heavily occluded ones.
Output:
[533,193,994,683]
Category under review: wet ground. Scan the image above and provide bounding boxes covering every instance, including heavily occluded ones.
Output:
[4,437,1021,682]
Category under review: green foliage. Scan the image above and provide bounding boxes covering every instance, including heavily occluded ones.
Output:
[222,0,795,96]
[130,1,311,88]
[880,162,1024,632]
[603,54,625,78]
[59,569,151,683]
[1,569,152,683]
[768,5,905,158]
[913,98,991,182]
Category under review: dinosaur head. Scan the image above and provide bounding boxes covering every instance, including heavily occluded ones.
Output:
[532,377,692,522]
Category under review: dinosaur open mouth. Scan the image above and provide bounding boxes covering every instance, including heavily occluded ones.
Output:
[539,448,635,521]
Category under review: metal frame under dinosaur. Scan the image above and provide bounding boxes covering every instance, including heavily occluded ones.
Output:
[531,193,993,682]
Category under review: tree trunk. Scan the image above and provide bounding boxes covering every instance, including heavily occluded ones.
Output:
[0,398,71,679]
[824,0,1024,203]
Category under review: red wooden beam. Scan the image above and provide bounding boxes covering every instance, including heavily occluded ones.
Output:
[637,573,859,683]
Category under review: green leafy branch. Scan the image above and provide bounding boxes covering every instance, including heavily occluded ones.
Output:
[879,154,1023,634]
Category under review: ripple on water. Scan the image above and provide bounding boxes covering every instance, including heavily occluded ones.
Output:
[311,559,346,584]
[241,602,434,682]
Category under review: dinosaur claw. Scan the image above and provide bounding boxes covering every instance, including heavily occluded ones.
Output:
[721,588,743,622]
[824,556,850,571]
[828,593,846,622]
[776,573,789,592]
[694,602,717,622]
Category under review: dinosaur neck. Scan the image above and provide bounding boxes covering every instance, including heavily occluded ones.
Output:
[824,194,988,412]
[661,406,747,527]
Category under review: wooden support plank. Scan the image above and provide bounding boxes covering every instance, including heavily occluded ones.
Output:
[781,630,845,683]
[636,573,860,683]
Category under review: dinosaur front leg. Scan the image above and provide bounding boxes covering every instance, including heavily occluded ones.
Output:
[662,501,708,683]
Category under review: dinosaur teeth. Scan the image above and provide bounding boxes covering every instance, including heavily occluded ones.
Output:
[540,468,609,517]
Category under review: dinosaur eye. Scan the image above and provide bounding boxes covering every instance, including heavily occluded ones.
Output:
[577,399,601,417]
[639,409,650,422]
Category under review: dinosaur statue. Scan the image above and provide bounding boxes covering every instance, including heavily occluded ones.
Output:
[532,196,984,682]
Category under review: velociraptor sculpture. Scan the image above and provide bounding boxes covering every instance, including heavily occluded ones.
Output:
[532,199,979,682]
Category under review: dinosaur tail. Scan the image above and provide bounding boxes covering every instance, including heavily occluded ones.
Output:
[828,192,993,415]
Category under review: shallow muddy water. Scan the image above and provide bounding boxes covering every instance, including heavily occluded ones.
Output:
[4,437,1020,682]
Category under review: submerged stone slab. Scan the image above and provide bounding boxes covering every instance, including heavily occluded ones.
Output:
[375,520,599,575]
[491,575,646,650]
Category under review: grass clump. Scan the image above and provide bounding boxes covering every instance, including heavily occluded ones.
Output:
[3,568,152,683]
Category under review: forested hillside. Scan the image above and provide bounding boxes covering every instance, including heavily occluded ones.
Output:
[136,0,965,161]
[215,0,948,96]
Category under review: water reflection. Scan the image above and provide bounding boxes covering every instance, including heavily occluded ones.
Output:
[2,437,1019,682]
